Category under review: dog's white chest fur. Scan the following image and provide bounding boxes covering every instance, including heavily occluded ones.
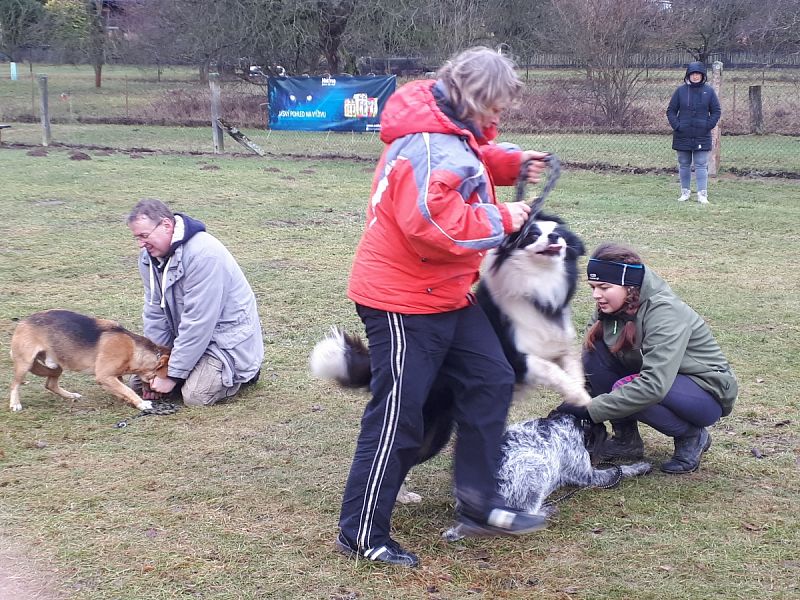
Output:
[479,219,590,407]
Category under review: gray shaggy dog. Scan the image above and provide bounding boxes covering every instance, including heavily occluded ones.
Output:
[444,411,652,541]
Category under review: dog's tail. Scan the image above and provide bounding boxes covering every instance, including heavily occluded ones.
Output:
[309,327,371,388]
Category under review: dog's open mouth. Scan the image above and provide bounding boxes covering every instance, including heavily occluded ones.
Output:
[537,244,564,256]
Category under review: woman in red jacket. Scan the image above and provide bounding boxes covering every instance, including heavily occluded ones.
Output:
[336,47,551,568]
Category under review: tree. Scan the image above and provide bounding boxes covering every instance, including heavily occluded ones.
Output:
[316,0,354,74]
[740,0,800,61]
[44,0,111,87]
[667,0,757,62]
[541,0,664,127]
[0,0,45,61]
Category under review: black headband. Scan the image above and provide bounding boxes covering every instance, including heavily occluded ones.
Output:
[587,258,645,287]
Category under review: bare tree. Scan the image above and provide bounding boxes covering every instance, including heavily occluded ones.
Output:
[0,0,45,61]
[668,0,757,62]
[740,0,800,60]
[316,0,354,73]
[86,0,106,87]
[542,0,664,127]
[421,0,491,60]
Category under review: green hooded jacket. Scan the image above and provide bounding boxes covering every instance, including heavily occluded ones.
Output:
[586,268,737,423]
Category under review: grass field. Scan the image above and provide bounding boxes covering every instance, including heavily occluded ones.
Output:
[1,63,799,175]
[3,122,800,176]
[0,145,798,599]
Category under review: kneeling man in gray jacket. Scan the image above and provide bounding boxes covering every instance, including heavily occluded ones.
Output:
[127,198,264,406]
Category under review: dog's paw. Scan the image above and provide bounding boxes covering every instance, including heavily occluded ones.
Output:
[441,524,465,542]
[138,400,154,411]
[10,403,22,412]
[396,489,422,504]
[629,461,653,476]
[396,482,422,504]
[563,388,592,407]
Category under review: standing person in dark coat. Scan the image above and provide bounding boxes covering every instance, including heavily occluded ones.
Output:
[666,61,721,204]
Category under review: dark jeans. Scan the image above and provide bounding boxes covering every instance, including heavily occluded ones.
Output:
[338,303,515,551]
[583,339,722,438]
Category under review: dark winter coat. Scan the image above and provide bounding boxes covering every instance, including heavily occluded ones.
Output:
[666,61,721,152]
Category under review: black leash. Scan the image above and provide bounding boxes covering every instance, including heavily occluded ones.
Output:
[541,461,624,508]
[500,153,562,252]
[115,401,179,429]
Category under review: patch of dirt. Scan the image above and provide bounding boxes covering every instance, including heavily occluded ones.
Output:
[0,533,66,600]
[26,148,48,157]
[200,165,220,171]
[68,151,91,161]
[262,167,281,173]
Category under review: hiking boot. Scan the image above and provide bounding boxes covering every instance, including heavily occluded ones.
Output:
[678,188,691,202]
[599,419,644,461]
[335,533,419,568]
[455,507,548,538]
[697,190,709,204]
[660,427,712,474]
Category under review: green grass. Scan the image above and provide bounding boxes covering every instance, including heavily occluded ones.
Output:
[0,64,200,119]
[2,63,799,174]
[0,147,798,599]
[3,122,800,174]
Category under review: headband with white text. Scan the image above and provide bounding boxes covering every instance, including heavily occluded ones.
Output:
[587,258,645,287]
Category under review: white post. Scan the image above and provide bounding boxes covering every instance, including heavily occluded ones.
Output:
[209,72,224,153]
[37,74,51,147]
[709,61,723,176]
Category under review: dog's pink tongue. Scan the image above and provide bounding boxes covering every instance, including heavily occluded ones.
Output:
[547,244,561,253]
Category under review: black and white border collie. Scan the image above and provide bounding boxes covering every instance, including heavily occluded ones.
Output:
[311,214,591,406]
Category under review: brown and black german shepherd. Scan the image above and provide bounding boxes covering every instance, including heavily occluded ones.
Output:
[9,310,170,412]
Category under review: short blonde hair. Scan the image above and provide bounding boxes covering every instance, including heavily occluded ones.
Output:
[437,47,523,122]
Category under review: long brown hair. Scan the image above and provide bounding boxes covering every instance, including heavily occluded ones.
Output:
[584,243,643,353]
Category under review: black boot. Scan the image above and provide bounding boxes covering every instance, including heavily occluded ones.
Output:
[599,419,644,460]
[660,427,712,474]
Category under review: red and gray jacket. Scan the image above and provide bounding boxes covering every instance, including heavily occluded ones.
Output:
[347,79,524,314]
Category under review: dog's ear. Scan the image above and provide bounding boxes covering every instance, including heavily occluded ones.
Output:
[155,349,170,377]
[564,229,586,258]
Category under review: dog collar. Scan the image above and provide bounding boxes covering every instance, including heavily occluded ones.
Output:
[587,259,644,287]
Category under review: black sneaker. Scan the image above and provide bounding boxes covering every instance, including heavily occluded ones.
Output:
[335,534,419,568]
[456,507,548,538]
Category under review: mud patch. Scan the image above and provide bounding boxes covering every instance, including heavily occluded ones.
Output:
[26,148,48,157]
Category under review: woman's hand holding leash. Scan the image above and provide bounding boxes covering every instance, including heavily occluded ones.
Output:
[521,151,550,183]
[506,202,532,232]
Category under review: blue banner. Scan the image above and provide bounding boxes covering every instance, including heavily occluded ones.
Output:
[267,75,396,132]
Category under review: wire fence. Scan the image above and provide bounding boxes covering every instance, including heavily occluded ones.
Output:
[1,63,799,177]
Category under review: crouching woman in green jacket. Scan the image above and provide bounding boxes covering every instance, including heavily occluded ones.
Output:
[558,242,737,474]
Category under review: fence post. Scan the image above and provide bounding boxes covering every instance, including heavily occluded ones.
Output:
[709,61,723,176]
[748,85,763,134]
[37,74,51,147]
[209,72,224,153]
